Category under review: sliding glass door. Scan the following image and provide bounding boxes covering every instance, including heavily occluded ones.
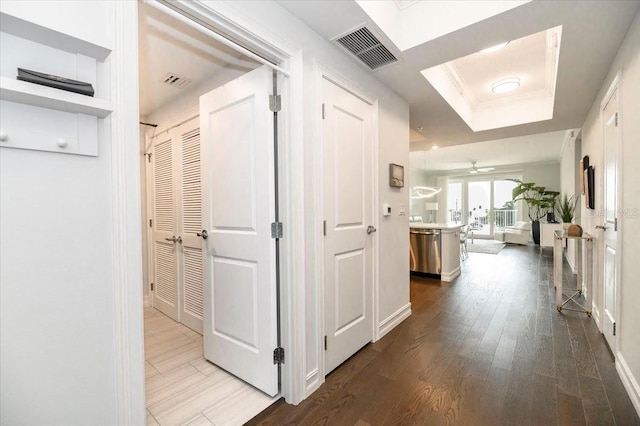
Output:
[448,176,521,239]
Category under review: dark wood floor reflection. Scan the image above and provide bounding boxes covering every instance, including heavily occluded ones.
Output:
[248,245,639,425]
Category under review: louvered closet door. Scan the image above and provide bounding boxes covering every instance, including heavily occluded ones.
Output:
[152,132,179,321]
[177,118,203,334]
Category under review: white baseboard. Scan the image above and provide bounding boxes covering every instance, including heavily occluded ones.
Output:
[143,296,151,308]
[378,303,411,339]
[616,352,640,416]
[305,369,320,398]
[441,266,461,282]
[592,304,602,331]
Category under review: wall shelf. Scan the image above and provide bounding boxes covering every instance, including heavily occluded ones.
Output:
[0,77,113,118]
[0,11,111,61]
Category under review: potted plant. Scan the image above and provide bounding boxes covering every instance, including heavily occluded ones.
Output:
[510,180,559,244]
[556,194,578,229]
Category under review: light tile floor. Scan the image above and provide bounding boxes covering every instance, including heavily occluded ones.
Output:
[144,308,278,426]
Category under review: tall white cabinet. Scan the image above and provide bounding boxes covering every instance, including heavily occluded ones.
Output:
[149,117,203,334]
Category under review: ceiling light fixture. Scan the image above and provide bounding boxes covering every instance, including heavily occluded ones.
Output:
[492,78,520,94]
[410,186,442,199]
[431,145,439,150]
[479,42,509,54]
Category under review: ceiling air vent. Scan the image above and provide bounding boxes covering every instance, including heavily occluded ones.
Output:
[162,72,191,88]
[335,27,398,70]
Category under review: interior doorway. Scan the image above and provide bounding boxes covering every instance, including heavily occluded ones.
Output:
[138,2,282,423]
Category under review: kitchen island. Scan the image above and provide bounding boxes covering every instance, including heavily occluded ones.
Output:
[410,223,462,282]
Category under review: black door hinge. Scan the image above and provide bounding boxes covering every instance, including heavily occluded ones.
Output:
[323,220,327,236]
[613,323,616,336]
[273,347,285,364]
[150,282,154,291]
[322,103,325,119]
[149,219,153,227]
[324,335,327,351]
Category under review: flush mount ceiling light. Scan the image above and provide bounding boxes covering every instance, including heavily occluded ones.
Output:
[492,77,520,94]
[479,41,509,54]
[431,145,439,150]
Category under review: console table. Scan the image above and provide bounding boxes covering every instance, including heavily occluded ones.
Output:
[554,230,594,315]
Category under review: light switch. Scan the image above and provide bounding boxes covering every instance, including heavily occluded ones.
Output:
[399,203,406,215]
[383,203,391,216]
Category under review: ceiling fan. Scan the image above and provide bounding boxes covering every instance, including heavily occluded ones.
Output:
[469,161,495,174]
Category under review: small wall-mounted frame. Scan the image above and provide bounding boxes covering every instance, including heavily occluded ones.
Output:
[389,163,404,188]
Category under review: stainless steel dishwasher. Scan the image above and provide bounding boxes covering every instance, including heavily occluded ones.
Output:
[410,228,442,275]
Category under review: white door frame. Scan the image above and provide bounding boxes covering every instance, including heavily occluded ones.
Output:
[111,1,306,422]
[313,60,379,389]
[598,71,623,354]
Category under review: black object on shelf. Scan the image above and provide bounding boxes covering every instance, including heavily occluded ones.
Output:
[17,68,94,97]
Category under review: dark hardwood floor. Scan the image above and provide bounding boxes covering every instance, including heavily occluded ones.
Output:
[248,244,639,425]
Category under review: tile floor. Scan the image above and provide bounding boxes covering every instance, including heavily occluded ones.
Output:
[144,308,278,426]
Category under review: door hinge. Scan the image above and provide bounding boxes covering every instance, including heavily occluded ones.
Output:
[146,153,152,163]
[149,219,153,227]
[273,347,285,364]
[324,335,327,351]
[269,95,281,112]
[271,222,283,239]
[150,282,154,291]
[613,323,616,336]
[322,103,325,119]
[615,112,618,127]
[323,220,327,236]
[614,217,618,231]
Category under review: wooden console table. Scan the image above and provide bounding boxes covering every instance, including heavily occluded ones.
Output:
[554,230,594,316]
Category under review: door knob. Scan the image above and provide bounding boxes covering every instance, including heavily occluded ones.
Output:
[176,236,182,244]
[367,225,377,234]
[595,225,608,230]
[164,237,176,242]
[197,230,208,240]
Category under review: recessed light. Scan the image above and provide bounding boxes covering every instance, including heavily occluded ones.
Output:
[479,42,509,54]
[431,145,439,150]
[492,78,520,94]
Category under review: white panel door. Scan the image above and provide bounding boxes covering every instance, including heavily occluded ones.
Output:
[602,88,618,348]
[151,133,179,321]
[323,77,374,374]
[200,66,278,396]
[177,118,204,334]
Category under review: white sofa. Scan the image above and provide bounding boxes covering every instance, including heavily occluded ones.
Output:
[497,221,531,245]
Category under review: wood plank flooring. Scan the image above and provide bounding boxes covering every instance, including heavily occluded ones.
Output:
[248,245,639,425]
[144,308,278,426]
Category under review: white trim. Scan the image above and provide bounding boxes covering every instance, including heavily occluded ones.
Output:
[305,368,320,393]
[112,1,146,424]
[145,0,289,76]
[378,303,411,339]
[616,352,640,416]
[441,266,461,282]
[143,296,151,308]
[592,303,602,332]
[314,60,378,388]
[372,99,380,342]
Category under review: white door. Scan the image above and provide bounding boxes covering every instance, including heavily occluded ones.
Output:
[601,87,619,348]
[151,132,179,321]
[177,118,204,334]
[200,66,278,396]
[322,77,374,374]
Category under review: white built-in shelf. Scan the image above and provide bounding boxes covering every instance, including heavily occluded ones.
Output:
[0,11,111,61]
[0,77,113,118]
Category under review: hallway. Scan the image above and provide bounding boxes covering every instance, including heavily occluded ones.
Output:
[249,246,639,425]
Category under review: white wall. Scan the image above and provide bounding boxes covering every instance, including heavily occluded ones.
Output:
[199,0,410,396]
[0,1,122,424]
[559,133,578,269]
[580,9,640,413]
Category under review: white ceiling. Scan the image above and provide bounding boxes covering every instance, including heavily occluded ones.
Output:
[408,129,573,173]
[278,0,639,149]
[138,2,258,117]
